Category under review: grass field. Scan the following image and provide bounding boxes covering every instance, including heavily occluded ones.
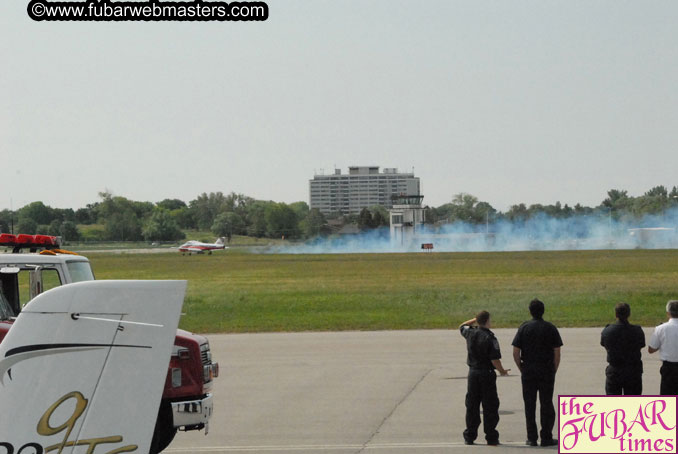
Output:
[86,249,678,333]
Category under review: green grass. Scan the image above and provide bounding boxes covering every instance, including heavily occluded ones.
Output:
[85,249,678,333]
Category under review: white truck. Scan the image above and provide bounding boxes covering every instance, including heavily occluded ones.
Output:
[0,233,219,453]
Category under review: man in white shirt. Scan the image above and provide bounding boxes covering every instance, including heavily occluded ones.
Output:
[648,300,678,395]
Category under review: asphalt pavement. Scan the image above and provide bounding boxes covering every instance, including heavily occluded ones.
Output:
[165,328,662,454]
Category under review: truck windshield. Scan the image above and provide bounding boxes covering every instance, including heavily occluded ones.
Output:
[66,261,95,283]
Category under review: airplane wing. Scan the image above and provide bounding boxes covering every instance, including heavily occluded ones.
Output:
[181,246,205,252]
[0,280,185,454]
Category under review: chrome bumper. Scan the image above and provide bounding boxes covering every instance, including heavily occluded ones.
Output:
[171,393,213,433]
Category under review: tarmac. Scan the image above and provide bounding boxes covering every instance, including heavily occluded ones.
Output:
[166,328,663,454]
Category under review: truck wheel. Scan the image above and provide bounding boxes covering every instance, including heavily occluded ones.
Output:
[150,401,177,454]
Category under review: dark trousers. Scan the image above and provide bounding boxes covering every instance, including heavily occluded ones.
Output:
[521,371,555,443]
[660,361,678,395]
[605,365,642,395]
[464,368,499,443]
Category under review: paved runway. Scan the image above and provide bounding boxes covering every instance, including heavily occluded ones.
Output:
[166,328,662,453]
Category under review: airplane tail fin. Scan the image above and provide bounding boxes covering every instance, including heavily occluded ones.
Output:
[0,280,185,453]
[215,237,225,246]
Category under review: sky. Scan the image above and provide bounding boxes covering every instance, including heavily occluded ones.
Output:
[2,1,678,211]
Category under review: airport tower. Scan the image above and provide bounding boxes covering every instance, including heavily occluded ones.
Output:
[389,194,426,248]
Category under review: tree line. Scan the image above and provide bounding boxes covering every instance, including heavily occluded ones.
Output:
[427,186,678,226]
[1,185,677,242]
[0,191,329,242]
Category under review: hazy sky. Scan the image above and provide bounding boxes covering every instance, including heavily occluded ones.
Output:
[2,1,677,211]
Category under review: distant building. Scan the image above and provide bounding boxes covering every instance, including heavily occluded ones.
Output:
[309,166,420,215]
[389,194,426,247]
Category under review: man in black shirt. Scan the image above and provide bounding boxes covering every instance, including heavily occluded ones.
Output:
[600,302,645,395]
[459,310,510,446]
[512,299,563,447]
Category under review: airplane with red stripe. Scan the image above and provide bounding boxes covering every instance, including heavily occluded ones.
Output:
[178,237,228,255]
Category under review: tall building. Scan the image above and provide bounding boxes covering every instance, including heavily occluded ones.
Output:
[309,166,420,215]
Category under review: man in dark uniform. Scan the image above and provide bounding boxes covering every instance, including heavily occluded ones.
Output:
[600,302,645,395]
[512,299,562,447]
[459,310,510,446]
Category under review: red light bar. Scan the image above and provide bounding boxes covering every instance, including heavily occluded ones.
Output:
[0,233,17,244]
[0,234,61,252]
[16,234,34,244]
[34,235,57,246]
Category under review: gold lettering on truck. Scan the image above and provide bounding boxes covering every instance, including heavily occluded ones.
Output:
[37,391,138,454]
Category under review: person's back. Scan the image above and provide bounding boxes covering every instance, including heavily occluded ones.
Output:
[601,323,644,368]
[464,327,496,370]
[600,302,645,395]
[514,318,560,374]
[512,298,562,447]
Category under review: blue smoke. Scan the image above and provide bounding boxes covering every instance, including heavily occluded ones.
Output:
[272,207,678,254]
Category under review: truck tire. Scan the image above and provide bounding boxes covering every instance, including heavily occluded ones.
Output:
[150,401,177,454]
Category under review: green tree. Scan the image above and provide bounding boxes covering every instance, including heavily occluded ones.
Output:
[75,205,97,224]
[97,192,146,241]
[132,201,155,219]
[645,185,668,198]
[224,192,254,217]
[106,212,142,241]
[505,204,529,222]
[189,192,231,231]
[18,201,53,225]
[474,201,497,224]
[246,201,271,238]
[52,208,75,222]
[142,209,185,242]
[61,221,81,242]
[156,199,187,211]
[265,203,299,238]
[369,205,390,226]
[47,220,62,236]
[170,207,196,229]
[447,193,496,224]
[211,212,245,238]
[0,210,14,233]
[289,202,310,220]
[372,210,387,227]
[300,208,327,238]
[574,204,593,215]
[602,189,630,209]
[358,208,373,230]
[16,217,38,234]
[449,193,479,223]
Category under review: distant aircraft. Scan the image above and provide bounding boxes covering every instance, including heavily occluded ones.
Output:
[0,280,185,454]
[178,237,228,255]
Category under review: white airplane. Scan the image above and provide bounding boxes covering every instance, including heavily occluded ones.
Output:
[178,237,228,254]
[0,280,185,454]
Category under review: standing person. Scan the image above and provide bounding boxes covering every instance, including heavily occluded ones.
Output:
[648,300,678,395]
[512,299,562,447]
[600,302,645,395]
[459,311,510,446]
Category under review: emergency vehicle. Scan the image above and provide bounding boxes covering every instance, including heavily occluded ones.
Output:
[0,233,219,453]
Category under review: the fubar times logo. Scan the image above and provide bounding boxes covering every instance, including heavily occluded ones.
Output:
[559,396,677,453]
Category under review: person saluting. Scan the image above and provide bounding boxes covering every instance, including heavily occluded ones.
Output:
[459,310,510,446]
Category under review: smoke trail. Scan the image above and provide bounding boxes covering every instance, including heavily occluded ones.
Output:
[272,207,678,254]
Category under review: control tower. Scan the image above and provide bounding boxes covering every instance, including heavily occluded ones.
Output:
[389,194,426,248]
